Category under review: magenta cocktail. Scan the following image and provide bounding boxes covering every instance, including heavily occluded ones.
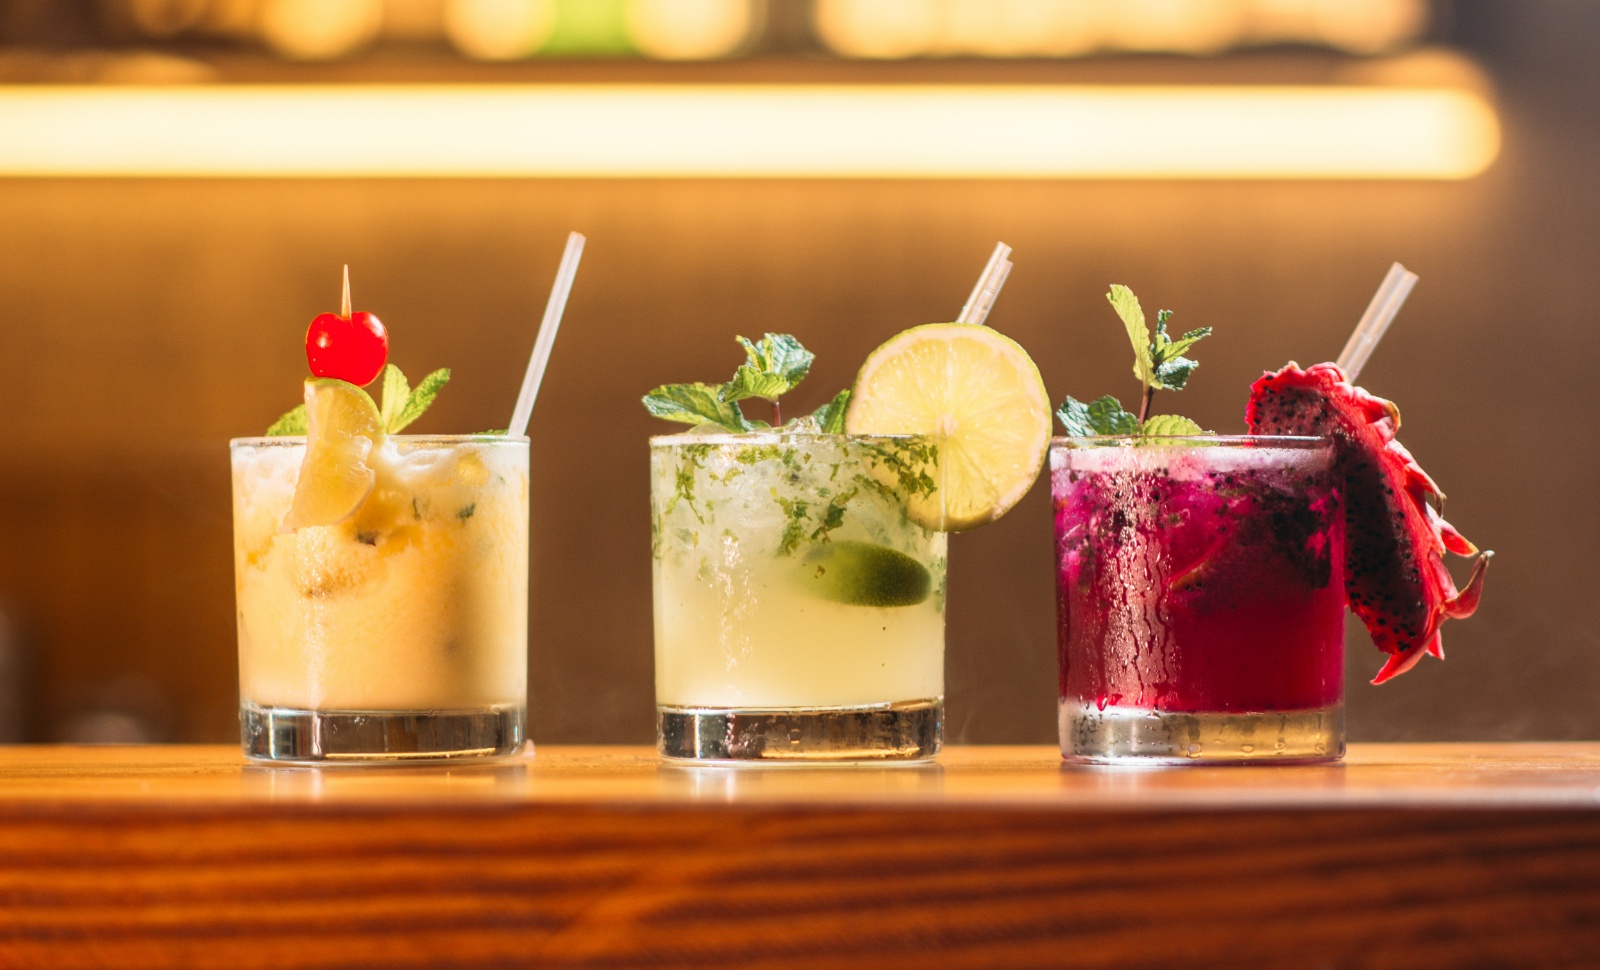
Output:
[1052,436,1345,763]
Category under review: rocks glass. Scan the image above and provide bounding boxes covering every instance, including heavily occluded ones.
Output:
[651,432,946,763]
[1052,435,1345,764]
[231,435,528,763]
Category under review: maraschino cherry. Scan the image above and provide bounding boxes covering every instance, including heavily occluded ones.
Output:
[306,266,388,386]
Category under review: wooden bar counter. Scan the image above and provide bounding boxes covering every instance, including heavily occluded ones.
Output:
[1,743,1597,968]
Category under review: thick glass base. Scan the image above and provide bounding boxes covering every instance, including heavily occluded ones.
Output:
[242,703,525,765]
[1059,700,1344,765]
[658,698,942,764]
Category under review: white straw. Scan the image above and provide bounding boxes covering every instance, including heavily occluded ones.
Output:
[956,241,1013,326]
[1336,261,1418,383]
[507,231,585,437]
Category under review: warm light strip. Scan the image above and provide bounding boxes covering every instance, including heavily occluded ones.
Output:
[0,85,1499,179]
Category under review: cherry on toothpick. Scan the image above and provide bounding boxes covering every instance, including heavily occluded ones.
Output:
[305,265,389,386]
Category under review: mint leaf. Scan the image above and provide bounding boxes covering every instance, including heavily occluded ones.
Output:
[392,368,450,432]
[1153,315,1211,361]
[812,388,851,434]
[266,404,307,436]
[723,333,814,406]
[1148,313,1211,392]
[1055,396,1095,437]
[723,366,793,403]
[1139,414,1206,436]
[774,494,810,555]
[1056,394,1138,436]
[740,333,813,388]
[475,429,508,435]
[643,382,754,432]
[1086,395,1139,434]
[1107,285,1153,390]
[379,364,410,431]
[1153,356,1199,390]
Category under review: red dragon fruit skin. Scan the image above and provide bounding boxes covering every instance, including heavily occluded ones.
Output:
[1246,362,1490,683]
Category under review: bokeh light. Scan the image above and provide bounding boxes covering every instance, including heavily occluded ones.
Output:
[1313,0,1429,54]
[626,0,755,61]
[814,0,1428,59]
[813,0,943,59]
[258,0,384,60]
[444,0,557,61]
[1103,0,1250,55]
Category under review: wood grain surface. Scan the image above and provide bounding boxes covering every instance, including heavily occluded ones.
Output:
[0,744,1597,969]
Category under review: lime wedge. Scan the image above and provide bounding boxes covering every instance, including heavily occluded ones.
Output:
[844,323,1051,531]
[282,378,383,532]
[799,541,931,608]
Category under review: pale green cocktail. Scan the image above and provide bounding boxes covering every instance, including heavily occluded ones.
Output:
[651,432,946,761]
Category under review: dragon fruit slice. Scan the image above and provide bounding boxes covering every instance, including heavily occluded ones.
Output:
[1246,362,1490,683]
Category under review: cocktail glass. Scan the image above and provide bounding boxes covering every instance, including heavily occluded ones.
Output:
[231,435,529,763]
[651,432,947,763]
[1052,435,1345,764]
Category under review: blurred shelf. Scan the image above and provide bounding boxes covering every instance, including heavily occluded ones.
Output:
[0,744,1597,966]
[0,47,1495,180]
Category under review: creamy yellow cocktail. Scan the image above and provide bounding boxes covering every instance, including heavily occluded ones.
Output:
[232,432,527,762]
[233,436,527,713]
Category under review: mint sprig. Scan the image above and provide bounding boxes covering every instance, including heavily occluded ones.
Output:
[1055,285,1212,438]
[1149,310,1210,391]
[264,363,450,436]
[379,365,409,430]
[384,364,451,433]
[643,333,847,434]
[1106,284,1211,413]
[722,333,815,425]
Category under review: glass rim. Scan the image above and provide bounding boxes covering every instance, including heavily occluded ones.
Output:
[1051,434,1330,449]
[649,431,926,447]
[230,434,529,447]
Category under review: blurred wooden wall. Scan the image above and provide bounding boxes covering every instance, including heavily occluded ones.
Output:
[1,12,1597,745]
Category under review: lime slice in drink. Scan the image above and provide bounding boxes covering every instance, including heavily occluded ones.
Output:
[282,378,384,531]
[844,323,1051,531]
[799,541,931,608]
